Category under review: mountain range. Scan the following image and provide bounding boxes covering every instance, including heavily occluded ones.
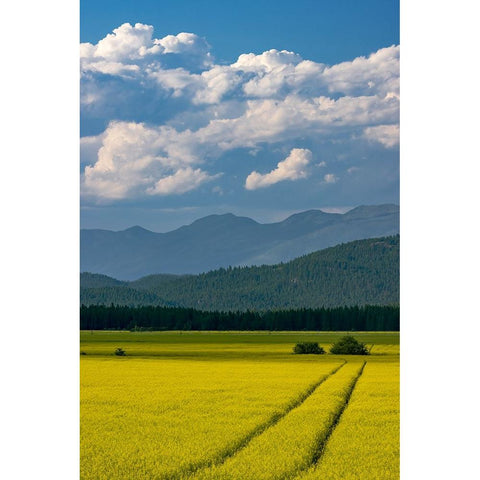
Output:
[81,204,399,280]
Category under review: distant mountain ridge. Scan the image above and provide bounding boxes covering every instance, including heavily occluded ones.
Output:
[81,204,399,280]
[81,235,399,311]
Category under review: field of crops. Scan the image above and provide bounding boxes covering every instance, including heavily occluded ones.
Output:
[80,332,399,479]
[80,331,399,356]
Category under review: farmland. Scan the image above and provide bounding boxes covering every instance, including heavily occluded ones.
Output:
[80,332,399,479]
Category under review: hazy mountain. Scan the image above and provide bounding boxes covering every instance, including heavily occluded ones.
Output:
[81,204,399,280]
[81,235,399,311]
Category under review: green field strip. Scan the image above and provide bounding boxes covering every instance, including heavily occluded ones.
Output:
[80,331,400,358]
[170,361,346,480]
[295,361,399,480]
[186,362,364,480]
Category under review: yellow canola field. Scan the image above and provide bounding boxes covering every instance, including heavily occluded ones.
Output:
[80,357,341,480]
[190,362,363,480]
[369,344,400,355]
[297,362,399,480]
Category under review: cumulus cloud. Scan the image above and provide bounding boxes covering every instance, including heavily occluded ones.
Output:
[81,122,218,199]
[90,23,159,61]
[80,23,212,77]
[82,89,398,198]
[245,149,312,190]
[322,46,399,97]
[233,49,303,71]
[148,67,202,97]
[147,167,219,195]
[157,32,211,58]
[193,66,243,104]
[323,173,338,184]
[81,25,399,106]
[363,124,399,148]
[235,51,324,99]
[80,23,399,200]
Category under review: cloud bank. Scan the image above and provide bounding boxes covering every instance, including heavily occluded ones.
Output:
[81,23,399,201]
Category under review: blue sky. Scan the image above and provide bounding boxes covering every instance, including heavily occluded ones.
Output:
[81,0,399,66]
[80,0,399,231]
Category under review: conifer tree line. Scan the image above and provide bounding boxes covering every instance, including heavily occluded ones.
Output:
[80,304,399,331]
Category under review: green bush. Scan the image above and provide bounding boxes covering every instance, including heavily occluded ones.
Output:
[293,342,325,354]
[330,335,369,355]
[114,347,126,356]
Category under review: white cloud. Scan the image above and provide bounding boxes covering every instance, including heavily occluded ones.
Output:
[82,122,215,199]
[245,148,312,190]
[148,67,202,97]
[191,93,398,152]
[80,135,103,165]
[82,87,398,198]
[82,60,140,76]
[233,49,303,71]
[81,23,160,64]
[80,24,399,201]
[322,46,399,97]
[363,124,399,147]
[80,23,212,77]
[81,25,399,104]
[147,167,219,195]
[323,173,338,184]
[156,32,211,59]
[193,66,243,104]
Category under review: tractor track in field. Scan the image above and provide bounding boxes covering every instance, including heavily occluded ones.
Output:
[173,361,347,480]
[288,361,367,480]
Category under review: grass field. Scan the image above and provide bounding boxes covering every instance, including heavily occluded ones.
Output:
[80,331,399,356]
[80,331,399,479]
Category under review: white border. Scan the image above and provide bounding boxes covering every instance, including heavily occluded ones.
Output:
[1,0,79,478]
[401,1,479,478]
[1,0,479,478]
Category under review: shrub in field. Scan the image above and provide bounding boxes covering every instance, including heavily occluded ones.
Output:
[293,342,325,354]
[114,347,126,356]
[330,336,369,355]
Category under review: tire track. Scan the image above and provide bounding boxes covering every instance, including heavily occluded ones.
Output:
[174,361,346,480]
[297,361,367,477]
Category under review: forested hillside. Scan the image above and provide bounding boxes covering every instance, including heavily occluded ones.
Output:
[81,235,399,311]
[79,286,169,306]
[79,273,127,288]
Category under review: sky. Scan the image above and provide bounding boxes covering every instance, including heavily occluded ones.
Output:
[80,0,399,232]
